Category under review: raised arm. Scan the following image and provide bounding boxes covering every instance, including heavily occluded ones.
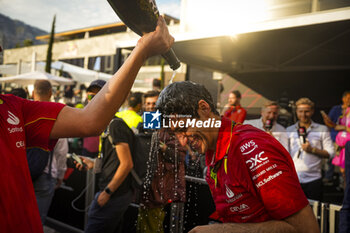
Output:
[50,16,174,139]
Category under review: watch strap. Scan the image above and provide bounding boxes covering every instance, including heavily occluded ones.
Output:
[104,187,113,195]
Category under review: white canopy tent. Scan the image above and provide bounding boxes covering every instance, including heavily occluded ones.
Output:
[48,61,112,83]
[0,61,112,84]
[0,71,75,86]
[0,63,36,76]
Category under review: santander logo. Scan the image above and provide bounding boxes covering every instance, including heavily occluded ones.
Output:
[225,184,234,198]
[7,111,20,125]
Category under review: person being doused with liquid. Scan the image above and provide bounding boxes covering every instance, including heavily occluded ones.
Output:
[156,81,320,233]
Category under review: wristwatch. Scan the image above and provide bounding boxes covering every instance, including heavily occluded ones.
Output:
[104,187,113,195]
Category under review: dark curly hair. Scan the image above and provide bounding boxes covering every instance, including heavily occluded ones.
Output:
[156,81,219,118]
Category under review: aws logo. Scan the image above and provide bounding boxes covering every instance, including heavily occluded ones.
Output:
[240,140,258,155]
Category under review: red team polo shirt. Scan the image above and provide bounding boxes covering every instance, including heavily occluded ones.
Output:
[206,117,308,223]
[223,105,247,123]
[0,94,65,233]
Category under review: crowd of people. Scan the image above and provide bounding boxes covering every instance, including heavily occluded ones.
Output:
[1,16,349,233]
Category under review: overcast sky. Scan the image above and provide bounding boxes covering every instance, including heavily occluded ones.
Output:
[0,0,181,32]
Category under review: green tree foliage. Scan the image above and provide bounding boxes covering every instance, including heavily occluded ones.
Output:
[45,15,56,73]
[23,39,33,47]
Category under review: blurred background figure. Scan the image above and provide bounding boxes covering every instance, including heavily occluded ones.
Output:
[10,87,28,99]
[323,91,350,185]
[77,117,134,233]
[82,79,106,158]
[143,90,159,112]
[339,141,350,233]
[245,101,288,150]
[222,90,246,123]
[30,80,68,224]
[63,82,76,104]
[116,91,143,133]
[287,97,334,201]
[152,78,161,92]
[330,106,350,188]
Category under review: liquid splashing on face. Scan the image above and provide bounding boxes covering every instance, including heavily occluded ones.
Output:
[170,70,177,84]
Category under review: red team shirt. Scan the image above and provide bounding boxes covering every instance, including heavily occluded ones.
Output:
[0,94,65,233]
[206,117,308,223]
[223,105,247,124]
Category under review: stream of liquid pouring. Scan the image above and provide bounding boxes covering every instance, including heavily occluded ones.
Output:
[170,70,177,84]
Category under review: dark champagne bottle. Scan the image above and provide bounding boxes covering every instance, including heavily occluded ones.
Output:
[107,0,181,70]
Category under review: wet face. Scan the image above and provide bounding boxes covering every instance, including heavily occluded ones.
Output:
[261,105,279,123]
[342,94,350,107]
[175,122,210,155]
[296,104,314,124]
[228,93,240,106]
[144,96,158,112]
[172,100,219,155]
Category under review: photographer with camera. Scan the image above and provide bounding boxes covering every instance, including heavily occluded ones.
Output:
[245,101,288,150]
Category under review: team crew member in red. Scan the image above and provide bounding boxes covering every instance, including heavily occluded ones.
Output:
[223,90,247,123]
[0,17,174,233]
[156,81,319,233]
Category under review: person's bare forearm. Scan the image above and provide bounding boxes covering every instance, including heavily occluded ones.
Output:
[312,148,330,158]
[106,143,133,193]
[50,17,173,138]
[51,48,145,138]
[223,221,297,233]
[190,206,319,233]
[80,46,146,134]
[106,161,133,193]
[190,221,297,233]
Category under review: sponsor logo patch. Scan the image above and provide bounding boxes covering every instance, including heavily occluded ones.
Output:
[230,204,250,213]
[246,151,268,169]
[240,140,258,155]
[225,184,234,198]
[7,111,20,125]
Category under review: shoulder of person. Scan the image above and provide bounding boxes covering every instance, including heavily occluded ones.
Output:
[244,118,260,124]
[312,122,329,132]
[110,118,132,133]
[286,123,297,132]
[275,123,287,131]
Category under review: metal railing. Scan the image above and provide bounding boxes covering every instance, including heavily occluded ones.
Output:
[46,174,343,233]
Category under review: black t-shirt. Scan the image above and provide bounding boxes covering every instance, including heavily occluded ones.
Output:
[99,118,133,196]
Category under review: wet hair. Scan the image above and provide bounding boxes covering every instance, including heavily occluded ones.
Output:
[231,90,241,99]
[10,88,27,99]
[34,80,52,96]
[128,92,143,108]
[296,97,315,109]
[144,90,160,99]
[156,81,219,118]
